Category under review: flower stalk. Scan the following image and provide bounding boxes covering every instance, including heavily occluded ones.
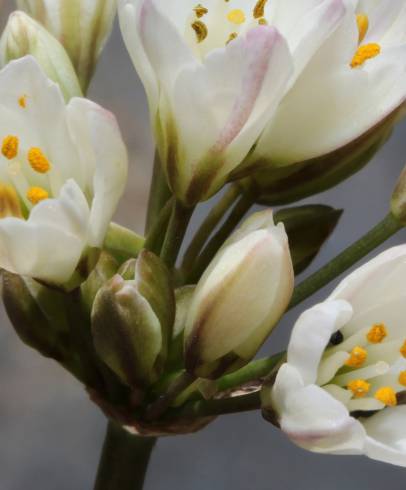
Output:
[94,421,156,490]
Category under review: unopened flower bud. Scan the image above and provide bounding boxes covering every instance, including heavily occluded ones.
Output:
[0,11,82,100]
[91,250,175,387]
[2,270,72,362]
[391,164,406,225]
[184,209,294,379]
[17,0,116,90]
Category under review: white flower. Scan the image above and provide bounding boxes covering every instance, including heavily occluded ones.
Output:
[118,0,346,204]
[248,0,406,168]
[184,209,294,378]
[267,245,406,466]
[17,0,117,89]
[0,56,127,284]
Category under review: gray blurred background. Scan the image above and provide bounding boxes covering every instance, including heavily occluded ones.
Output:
[1,2,406,489]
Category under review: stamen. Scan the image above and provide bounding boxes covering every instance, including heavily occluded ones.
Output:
[399,371,406,387]
[194,4,208,18]
[227,9,246,25]
[0,182,23,218]
[18,95,27,108]
[356,13,369,44]
[400,340,406,358]
[347,379,370,398]
[258,18,268,25]
[345,346,367,368]
[374,386,397,406]
[226,32,238,45]
[26,186,49,205]
[191,20,208,43]
[2,135,19,160]
[253,0,267,19]
[27,147,51,174]
[367,323,387,344]
[351,43,381,68]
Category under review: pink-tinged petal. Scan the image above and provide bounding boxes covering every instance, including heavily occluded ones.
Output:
[287,300,353,384]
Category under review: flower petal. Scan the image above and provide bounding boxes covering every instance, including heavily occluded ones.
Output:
[363,406,406,467]
[66,98,128,247]
[287,299,353,384]
[0,180,89,282]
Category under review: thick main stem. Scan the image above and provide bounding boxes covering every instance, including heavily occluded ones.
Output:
[94,422,156,490]
[289,212,402,309]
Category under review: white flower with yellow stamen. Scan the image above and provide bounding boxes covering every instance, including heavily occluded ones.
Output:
[0,55,127,284]
[264,245,406,467]
[245,0,406,170]
[118,0,346,205]
[17,0,117,90]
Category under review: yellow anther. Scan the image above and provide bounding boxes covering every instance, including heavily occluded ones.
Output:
[18,95,27,108]
[0,182,22,218]
[227,9,246,25]
[226,32,238,45]
[347,379,371,399]
[356,13,369,43]
[398,371,406,387]
[191,20,208,43]
[345,346,368,368]
[27,147,51,174]
[194,4,208,18]
[26,186,49,205]
[258,18,268,25]
[400,340,406,358]
[2,135,19,160]
[367,323,387,344]
[253,0,267,19]
[374,386,397,407]
[350,43,381,68]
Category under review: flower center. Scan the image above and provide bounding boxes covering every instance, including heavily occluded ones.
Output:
[347,379,370,398]
[375,387,397,407]
[2,135,19,160]
[356,13,369,43]
[26,186,49,205]
[190,0,269,46]
[345,346,367,368]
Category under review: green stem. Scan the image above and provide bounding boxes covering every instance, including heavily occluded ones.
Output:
[289,212,402,310]
[145,151,171,234]
[187,192,254,283]
[166,391,261,419]
[144,197,174,255]
[145,371,196,421]
[181,185,241,272]
[94,421,156,490]
[160,201,194,268]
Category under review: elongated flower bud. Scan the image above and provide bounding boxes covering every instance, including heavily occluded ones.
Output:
[17,0,116,90]
[184,209,294,378]
[0,11,82,100]
[91,250,175,387]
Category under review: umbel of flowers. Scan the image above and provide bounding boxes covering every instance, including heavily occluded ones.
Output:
[0,0,406,489]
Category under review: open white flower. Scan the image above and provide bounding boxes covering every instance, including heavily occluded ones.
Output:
[118,0,346,204]
[17,0,117,90]
[266,245,406,466]
[0,56,127,284]
[247,0,406,169]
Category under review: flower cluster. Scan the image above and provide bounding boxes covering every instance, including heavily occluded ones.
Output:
[0,0,406,481]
